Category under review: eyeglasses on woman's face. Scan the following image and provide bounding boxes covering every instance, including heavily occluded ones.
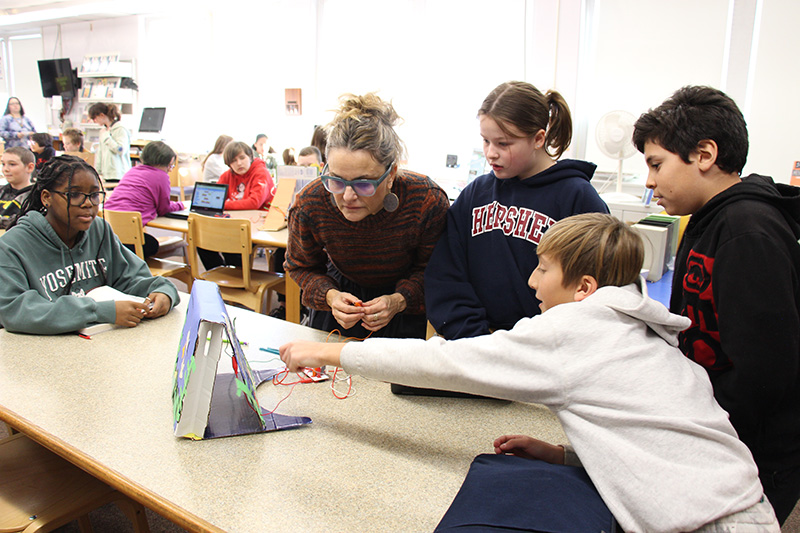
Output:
[320,162,394,197]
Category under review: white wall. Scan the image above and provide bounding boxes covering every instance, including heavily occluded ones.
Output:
[21,0,800,185]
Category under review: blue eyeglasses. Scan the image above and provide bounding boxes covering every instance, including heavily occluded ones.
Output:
[320,162,394,197]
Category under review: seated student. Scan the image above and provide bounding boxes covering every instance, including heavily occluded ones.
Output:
[0,147,35,229]
[281,213,778,532]
[282,147,296,166]
[633,85,800,524]
[0,155,178,334]
[30,132,55,173]
[296,145,322,168]
[61,128,85,153]
[201,134,233,183]
[103,141,186,258]
[197,141,276,270]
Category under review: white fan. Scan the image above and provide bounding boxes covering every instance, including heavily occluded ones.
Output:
[595,110,637,194]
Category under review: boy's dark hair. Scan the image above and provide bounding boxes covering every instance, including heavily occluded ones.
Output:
[62,128,84,151]
[10,155,108,293]
[31,133,53,148]
[632,86,748,174]
[537,213,644,289]
[223,141,253,167]
[140,141,176,168]
[4,146,35,166]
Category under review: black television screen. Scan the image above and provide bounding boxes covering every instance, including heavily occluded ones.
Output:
[139,107,166,133]
[38,58,76,98]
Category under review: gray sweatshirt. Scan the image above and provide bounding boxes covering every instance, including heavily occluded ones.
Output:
[342,280,762,532]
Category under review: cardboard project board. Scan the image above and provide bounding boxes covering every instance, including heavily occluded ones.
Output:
[172,280,311,440]
[261,166,318,231]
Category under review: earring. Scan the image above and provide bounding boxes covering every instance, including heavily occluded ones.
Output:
[383,191,399,212]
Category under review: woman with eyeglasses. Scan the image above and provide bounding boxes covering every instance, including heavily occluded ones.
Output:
[285,93,449,340]
[0,155,178,334]
[103,141,186,257]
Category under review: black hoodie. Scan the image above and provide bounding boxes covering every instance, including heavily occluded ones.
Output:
[670,174,800,473]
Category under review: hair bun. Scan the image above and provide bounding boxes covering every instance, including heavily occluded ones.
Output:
[334,92,401,128]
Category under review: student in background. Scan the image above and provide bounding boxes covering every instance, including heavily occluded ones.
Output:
[0,97,36,148]
[0,155,178,334]
[61,128,85,153]
[633,85,800,524]
[202,134,233,183]
[282,147,296,166]
[252,133,270,161]
[281,213,778,532]
[30,133,56,173]
[297,146,322,168]
[310,125,327,164]
[425,81,608,340]
[284,93,449,339]
[0,147,35,229]
[197,141,275,270]
[88,102,131,181]
[103,141,185,257]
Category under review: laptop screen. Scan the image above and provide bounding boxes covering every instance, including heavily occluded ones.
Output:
[191,182,228,212]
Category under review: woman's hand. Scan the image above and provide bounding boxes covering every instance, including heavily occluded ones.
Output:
[493,435,565,465]
[280,341,345,372]
[144,292,171,319]
[326,289,365,330]
[114,300,149,327]
[360,293,406,332]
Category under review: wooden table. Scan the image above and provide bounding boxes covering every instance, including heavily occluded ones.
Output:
[0,295,566,533]
[148,211,301,324]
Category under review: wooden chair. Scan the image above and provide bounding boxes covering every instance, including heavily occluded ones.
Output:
[186,214,284,314]
[169,164,194,202]
[102,210,193,290]
[65,151,96,168]
[0,433,150,533]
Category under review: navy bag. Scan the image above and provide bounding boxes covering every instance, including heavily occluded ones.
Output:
[435,454,617,532]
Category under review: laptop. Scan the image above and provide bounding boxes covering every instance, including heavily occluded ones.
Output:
[165,182,229,220]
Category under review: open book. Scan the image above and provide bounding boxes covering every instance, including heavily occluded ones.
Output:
[78,285,146,335]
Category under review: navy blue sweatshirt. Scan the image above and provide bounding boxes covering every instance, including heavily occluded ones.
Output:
[425,159,608,339]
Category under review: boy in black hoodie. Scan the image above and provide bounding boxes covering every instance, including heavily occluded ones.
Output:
[633,85,800,524]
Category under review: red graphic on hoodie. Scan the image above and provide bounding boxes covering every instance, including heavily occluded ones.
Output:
[679,249,729,371]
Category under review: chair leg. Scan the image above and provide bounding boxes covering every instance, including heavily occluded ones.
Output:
[77,514,94,533]
[115,496,151,533]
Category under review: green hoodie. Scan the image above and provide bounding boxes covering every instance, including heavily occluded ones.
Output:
[0,210,178,334]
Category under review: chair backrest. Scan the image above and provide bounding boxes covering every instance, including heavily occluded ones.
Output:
[65,150,96,168]
[186,213,254,282]
[102,209,146,259]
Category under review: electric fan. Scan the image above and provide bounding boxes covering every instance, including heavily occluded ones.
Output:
[595,110,637,195]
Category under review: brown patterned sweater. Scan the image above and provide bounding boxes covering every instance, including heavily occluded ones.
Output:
[285,170,449,314]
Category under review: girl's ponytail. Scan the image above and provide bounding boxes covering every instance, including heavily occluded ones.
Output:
[544,90,573,158]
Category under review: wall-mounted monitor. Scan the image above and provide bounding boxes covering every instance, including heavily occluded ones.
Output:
[138,107,166,133]
[38,58,77,98]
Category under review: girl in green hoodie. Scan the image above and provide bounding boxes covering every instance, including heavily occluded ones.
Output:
[0,155,178,334]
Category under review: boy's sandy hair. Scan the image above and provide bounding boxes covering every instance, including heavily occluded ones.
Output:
[537,213,643,288]
[3,146,35,166]
[62,128,84,151]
